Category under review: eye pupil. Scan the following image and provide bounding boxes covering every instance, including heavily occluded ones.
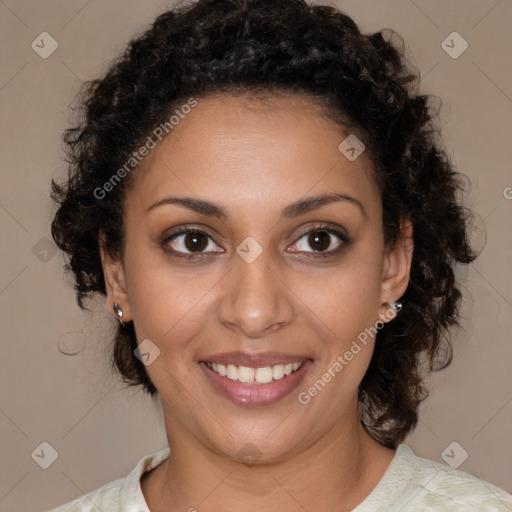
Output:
[309,231,330,251]
[185,232,207,252]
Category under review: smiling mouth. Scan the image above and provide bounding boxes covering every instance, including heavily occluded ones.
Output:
[205,361,304,384]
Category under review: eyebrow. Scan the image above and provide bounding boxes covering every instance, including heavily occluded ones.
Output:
[145,192,366,220]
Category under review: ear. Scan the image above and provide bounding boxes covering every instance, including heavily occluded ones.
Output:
[99,231,132,322]
[378,219,414,322]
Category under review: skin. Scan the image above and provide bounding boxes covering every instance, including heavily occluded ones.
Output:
[100,92,414,512]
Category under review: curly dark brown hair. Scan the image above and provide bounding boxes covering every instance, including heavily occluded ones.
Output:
[50,0,477,448]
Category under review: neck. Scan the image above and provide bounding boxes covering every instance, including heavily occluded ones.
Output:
[142,411,396,512]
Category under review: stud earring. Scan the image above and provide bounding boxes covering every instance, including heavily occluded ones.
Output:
[391,300,403,312]
[112,302,125,327]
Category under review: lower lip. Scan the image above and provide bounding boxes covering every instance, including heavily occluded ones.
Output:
[200,360,313,406]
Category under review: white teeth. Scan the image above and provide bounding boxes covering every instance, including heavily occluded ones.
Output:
[226,364,238,381]
[255,366,273,384]
[238,365,254,383]
[272,364,285,380]
[206,361,304,384]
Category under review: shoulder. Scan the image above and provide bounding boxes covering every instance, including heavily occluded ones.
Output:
[46,447,171,512]
[395,445,512,511]
[46,478,125,512]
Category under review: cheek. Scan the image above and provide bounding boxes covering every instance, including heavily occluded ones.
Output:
[299,250,383,334]
[123,244,192,342]
[296,245,384,379]
[124,242,225,366]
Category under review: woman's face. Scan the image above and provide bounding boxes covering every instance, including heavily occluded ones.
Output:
[101,93,411,462]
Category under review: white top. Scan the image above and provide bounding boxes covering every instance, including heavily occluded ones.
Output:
[48,444,512,511]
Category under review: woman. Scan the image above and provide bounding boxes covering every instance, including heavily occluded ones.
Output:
[48,0,512,510]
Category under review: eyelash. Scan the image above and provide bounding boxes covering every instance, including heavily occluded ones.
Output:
[161,223,351,260]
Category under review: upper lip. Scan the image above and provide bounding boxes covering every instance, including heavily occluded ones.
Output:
[200,351,311,367]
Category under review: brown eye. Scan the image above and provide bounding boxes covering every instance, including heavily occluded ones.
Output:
[288,225,349,257]
[163,229,223,257]
[183,232,209,252]
[307,231,331,252]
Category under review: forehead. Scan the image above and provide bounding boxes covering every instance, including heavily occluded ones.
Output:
[125,92,380,219]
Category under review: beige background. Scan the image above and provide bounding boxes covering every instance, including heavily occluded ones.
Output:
[1,1,511,510]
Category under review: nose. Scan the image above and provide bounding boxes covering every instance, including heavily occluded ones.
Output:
[217,246,295,339]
